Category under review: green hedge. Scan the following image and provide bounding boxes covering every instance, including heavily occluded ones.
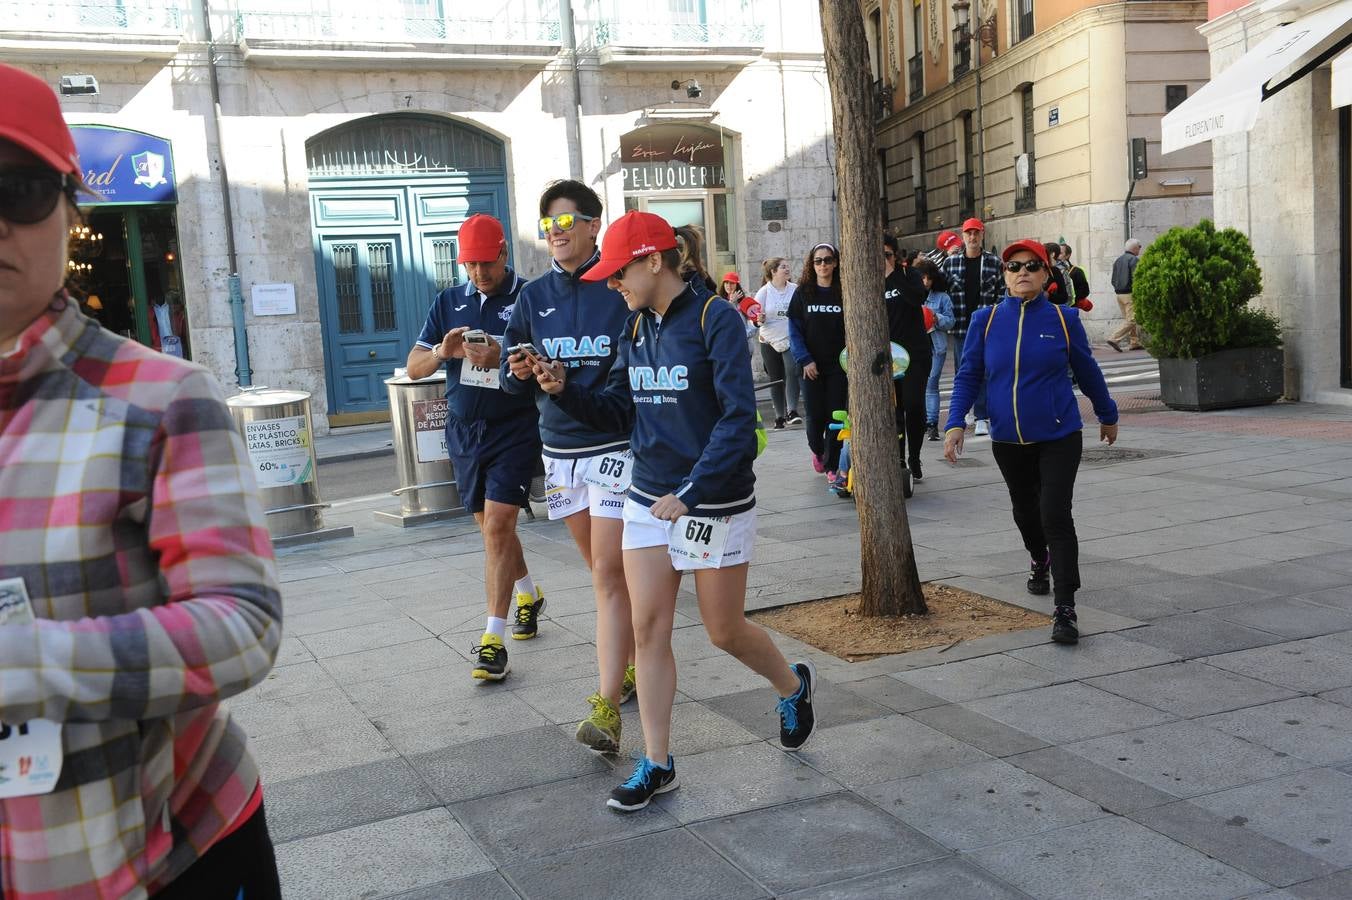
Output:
[1132,219,1275,359]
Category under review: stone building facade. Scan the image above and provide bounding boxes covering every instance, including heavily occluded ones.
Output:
[864,0,1214,337]
[8,0,833,430]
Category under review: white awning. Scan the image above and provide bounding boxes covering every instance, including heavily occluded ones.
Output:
[1162,0,1352,154]
[1334,44,1352,107]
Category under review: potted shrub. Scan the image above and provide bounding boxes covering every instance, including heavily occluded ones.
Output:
[1132,219,1283,411]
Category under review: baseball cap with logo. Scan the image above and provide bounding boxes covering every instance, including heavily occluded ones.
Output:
[961,217,985,233]
[456,214,507,264]
[0,64,80,176]
[935,230,958,250]
[1001,238,1051,267]
[581,210,678,282]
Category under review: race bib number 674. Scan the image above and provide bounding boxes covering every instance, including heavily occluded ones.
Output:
[668,515,731,568]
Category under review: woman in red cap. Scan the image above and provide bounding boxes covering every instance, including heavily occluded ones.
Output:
[717,270,760,342]
[943,238,1119,645]
[529,210,816,813]
[0,64,281,897]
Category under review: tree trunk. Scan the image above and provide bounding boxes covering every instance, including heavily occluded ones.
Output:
[818,1,927,617]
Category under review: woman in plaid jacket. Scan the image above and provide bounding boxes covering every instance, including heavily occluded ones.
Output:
[0,64,282,898]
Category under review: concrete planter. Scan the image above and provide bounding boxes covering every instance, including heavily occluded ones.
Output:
[1158,347,1284,411]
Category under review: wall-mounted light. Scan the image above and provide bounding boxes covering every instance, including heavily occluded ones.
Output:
[952,0,998,53]
[59,74,99,95]
[671,78,703,99]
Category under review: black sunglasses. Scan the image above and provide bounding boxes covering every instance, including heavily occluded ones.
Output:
[813,256,837,265]
[1004,260,1046,273]
[0,168,72,225]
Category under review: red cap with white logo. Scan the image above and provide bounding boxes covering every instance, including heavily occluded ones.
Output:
[581,210,678,282]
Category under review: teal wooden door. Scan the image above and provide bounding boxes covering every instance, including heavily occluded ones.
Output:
[316,233,413,411]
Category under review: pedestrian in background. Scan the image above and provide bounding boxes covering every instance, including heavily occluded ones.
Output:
[754,257,803,429]
[787,242,848,487]
[944,239,1119,645]
[1060,242,1092,307]
[1107,238,1144,351]
[718,270,759,342]
[912,257,955,441]
[883,233,932,484]
[675,224,717,294]
[0,63,282,897]
[939,218,1004,436]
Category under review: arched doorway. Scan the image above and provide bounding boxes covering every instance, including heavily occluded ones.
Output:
[620,123,737,278]
[307,114,511,422]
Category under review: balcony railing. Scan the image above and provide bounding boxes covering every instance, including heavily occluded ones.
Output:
[1017,7,1034,42]
[953,28,970,79]
[914,187,928,232]
[585,0,763,47]
[1015,154,1037,212]
[908,53,923,103]
[872,78,894,120]
[958,171,975,219]
[2,0,182,34]
[234,10,561,44]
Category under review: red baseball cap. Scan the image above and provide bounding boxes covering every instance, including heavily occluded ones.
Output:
[941,233,963,251]
[0,64,80,176]
[456,214,507,263]
[1001,238,1051,267]
[961,218,985,233]
[935,230,958,250]
[581,210,678,282]
[721,271,740,284]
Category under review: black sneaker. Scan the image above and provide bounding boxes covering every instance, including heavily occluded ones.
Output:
[787,410,804,425]
[1027,553,1051,596]
[909,458,923,482]
[511,591,546,640]
[926,424,941,442]
[607,755,678,812]
[470,634,510,681]
[778,661,817,750]
[773,416,786,430]
[1052,606,1079,644]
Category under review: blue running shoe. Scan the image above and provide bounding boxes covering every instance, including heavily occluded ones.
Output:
[778,661,817,750]
[606,755,678,812]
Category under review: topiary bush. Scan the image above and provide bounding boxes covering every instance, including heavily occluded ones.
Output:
[1132,219,1269,359]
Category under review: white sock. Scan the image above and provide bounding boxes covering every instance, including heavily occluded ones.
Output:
[514,575,537,599]
[486,616,507,638]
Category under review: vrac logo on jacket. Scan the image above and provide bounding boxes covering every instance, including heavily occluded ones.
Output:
[629,365,689,391]
[541,335,612,360]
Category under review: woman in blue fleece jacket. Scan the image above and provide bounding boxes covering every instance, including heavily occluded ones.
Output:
[530,210,817,815]
[943,239,1120,645]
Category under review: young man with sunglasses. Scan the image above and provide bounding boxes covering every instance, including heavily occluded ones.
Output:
[939,218,1004,436]
[503,180,636,753]
[0,64,283,897]
[406,213,546,683]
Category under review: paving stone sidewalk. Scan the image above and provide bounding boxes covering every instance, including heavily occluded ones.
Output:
[250,402,1352,899]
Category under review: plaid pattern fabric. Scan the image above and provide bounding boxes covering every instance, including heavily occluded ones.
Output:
[0,299,282,898]
[939,251,1006,337]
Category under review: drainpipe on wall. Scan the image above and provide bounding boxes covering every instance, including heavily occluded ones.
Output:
[562,1,586,180]
[199,0,252,386]
[1123,179,1136,244]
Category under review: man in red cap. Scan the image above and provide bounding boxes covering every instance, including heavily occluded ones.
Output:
[940,217,1004,435]
[0,63,284,896]
[406,213,545,682]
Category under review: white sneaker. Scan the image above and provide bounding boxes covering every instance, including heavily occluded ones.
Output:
[974,419,990,436]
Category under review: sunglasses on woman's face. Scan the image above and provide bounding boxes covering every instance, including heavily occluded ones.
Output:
[1004,260,1046,273]
[538,212,596,237]
[813,256,837,266]
[0,168,69,225]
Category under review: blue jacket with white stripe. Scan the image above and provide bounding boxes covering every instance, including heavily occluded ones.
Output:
[553,284,757,516]
[502,252,632,460]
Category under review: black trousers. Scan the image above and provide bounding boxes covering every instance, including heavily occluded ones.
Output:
[990,431,1083,604]
[802,366,848,473]
[154,801,282,899]
[894,354,931,468]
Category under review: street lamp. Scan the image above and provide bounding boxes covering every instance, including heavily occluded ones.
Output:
[950,0,997,219]
[951,0,998,53]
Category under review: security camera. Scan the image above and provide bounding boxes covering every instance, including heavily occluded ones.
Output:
[686,80,702,99]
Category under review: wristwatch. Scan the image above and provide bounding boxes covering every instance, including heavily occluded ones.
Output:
[431,343,446,361]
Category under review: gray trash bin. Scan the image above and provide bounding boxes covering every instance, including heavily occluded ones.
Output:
[226,386,355,547]
[373,372,468,527]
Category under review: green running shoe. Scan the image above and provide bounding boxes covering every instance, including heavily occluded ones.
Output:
[575,692,621,754]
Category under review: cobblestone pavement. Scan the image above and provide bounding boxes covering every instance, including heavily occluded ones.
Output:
[252,401,1352,899]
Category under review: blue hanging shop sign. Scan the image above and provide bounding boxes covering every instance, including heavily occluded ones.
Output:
[69,125,177,204]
